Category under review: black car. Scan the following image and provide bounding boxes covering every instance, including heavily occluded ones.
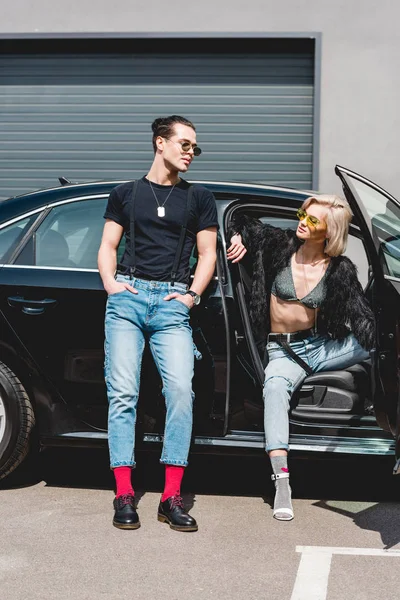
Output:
[0,166,399,482]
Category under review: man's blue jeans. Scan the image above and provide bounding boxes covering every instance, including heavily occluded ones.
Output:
[104,275,194,468]
[263,333,370,452]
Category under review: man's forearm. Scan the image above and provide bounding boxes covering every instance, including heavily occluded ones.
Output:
[190,250,217,296]
[98,244,118,291]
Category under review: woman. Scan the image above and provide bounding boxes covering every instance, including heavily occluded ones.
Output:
[227,195,375,521]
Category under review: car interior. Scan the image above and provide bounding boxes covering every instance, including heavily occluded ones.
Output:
[37,229,77,268]
[227,206,377,429]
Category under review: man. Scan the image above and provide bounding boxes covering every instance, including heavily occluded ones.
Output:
[98,115,218,531]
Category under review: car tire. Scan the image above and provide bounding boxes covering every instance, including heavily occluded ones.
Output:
[0,361,35,481]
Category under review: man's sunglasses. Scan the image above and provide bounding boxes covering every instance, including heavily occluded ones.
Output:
[296,208,321,227]
[164,138,202,157]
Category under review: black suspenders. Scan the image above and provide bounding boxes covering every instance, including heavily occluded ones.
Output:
[170,184,194,285]
[128,179,140,279]
[128,180,194,286]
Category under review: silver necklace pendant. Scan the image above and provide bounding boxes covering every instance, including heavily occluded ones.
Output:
[148,179,176,218]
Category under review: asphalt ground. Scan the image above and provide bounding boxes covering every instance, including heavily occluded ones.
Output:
[1,449,400,600]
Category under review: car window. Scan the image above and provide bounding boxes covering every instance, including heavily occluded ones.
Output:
[10,196,204,272]
[347,178,400,278]
[14,198,107,269]
[0,216,36,263]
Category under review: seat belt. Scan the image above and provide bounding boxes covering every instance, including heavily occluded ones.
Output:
[128,180,194,284]
[277,340,313,376]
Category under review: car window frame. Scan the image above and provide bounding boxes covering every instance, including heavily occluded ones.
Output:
[337,171,400,281]
[224,198,371,294]
[253,207,370,287]
[0,209,47,265]
[335,165,398,285]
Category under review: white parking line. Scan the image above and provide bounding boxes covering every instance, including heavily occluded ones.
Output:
[291,548,332,600]
[291,546,400,600]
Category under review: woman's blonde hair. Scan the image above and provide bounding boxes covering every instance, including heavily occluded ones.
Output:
[301,194,353,256]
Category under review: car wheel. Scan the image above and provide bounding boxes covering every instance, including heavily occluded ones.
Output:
[0,361,35,481]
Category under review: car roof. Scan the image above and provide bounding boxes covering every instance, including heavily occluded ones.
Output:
[0,178,316,224]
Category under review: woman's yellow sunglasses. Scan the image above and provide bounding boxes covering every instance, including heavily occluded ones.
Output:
[296,208,321,227]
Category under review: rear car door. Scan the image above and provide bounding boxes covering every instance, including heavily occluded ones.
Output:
[0,195,110,429]
[335,165,400,465]
[0,191,229,438]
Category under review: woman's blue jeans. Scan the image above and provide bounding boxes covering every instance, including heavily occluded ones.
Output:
[104,275,194,468]
[263,333,370,452]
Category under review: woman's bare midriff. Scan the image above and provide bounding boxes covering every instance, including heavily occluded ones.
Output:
[270,294,317,333]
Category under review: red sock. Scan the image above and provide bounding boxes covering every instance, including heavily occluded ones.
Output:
[161,465,185,502]
[114,466,134,498]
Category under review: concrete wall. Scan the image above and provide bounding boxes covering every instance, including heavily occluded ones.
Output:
[2,0,400,198]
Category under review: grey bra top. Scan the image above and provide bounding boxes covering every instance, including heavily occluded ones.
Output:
[271,256,331,309]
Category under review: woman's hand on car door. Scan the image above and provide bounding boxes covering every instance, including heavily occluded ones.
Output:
[227,234,247,263]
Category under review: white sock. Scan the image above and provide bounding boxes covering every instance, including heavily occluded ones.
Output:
[270,456,293,520]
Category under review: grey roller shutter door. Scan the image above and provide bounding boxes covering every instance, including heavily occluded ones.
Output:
[0,52,314,199]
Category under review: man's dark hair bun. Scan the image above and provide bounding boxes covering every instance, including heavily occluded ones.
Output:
[150,115,196,153]
[151,117,164,133]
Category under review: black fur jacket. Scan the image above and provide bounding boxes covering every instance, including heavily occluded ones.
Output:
[228,213,376,350]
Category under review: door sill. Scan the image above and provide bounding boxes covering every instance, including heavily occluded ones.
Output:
[41,430,395,456]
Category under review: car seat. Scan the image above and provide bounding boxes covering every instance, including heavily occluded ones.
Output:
[37,229,76,268]
[236,261,373,421]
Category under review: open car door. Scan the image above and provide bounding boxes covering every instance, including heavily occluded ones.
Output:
[335,165,400,471]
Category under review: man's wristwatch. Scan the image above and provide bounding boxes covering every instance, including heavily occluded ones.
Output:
[185,290,201,306]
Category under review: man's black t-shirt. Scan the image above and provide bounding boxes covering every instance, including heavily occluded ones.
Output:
[103,176,219,284]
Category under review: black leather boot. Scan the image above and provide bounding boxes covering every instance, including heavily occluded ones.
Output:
[157,496,198,532]
[113,494,140,530]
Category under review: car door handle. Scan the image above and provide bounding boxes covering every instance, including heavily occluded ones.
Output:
[7,296,58,315]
